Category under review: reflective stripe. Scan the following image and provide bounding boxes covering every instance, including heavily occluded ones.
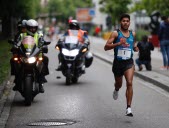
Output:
[34,33,39,45]
[20,33,39,45]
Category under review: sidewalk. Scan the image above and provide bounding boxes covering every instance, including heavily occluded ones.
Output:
[90,36,169,92]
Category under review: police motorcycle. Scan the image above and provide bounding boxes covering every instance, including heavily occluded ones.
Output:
[8,36,50,106]
[55,35,93,85]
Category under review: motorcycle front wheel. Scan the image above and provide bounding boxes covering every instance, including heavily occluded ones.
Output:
[24,76,33,106]
[66,77,71,85]
[72,77,78,83]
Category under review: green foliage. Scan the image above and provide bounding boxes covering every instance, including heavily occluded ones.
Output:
[16,0,41,18]
[130,0,169,16]
[136,28,150,41]
[0,40,11,85]
[0,0,41,19]
[99,0,132,25]
[47,0,93,20]
[0,0,41,38]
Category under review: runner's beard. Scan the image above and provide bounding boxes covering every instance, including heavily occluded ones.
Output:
[121,25,129,31]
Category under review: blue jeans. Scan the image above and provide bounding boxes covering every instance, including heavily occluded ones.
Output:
[135,58,152,70]
[160,40,169,67]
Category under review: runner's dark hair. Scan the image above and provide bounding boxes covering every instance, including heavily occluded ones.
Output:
[119,13,130,21]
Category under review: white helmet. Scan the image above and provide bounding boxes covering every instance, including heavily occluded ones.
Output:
[26,19,38,36]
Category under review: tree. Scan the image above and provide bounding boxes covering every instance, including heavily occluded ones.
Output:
[0,0,41,39]
[130,0,169,16]
[47,0,93,23]
[99,0,132,27]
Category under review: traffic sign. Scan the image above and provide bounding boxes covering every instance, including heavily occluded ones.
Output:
[89,9,95,17]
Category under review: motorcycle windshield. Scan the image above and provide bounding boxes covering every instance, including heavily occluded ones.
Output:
[64,36,79,50]
[21,36,36,53]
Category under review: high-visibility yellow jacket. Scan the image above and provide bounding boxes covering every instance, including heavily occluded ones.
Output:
[20,32,43,57]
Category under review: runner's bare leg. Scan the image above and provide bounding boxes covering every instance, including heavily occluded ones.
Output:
[114,76,123,91]
[124,66,134,107]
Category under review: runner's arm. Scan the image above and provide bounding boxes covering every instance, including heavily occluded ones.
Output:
[132,32,139,52]
[104,31,122,51]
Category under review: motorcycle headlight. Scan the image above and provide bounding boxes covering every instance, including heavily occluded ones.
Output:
[14,57,19,61]
[38,57,43,61]
[82,48,87,53]
[55,46,60,50]
[28,57,36,63]
[62,48,79,56]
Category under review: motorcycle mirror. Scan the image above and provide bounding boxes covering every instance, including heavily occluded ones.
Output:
[44,41,51,45]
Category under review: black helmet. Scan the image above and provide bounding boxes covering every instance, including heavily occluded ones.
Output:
[69,20,80,30]
[22,20,27,28]
[17,19,27,32]
[17,21,22,31]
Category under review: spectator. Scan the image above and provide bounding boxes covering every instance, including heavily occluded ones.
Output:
[48,25,55,39]
[158,16,169,70]
[135,35,154,71]
[94,25,101,37]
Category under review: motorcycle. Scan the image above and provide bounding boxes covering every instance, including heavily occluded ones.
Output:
[55,35,93,85]
[8,36,50,106]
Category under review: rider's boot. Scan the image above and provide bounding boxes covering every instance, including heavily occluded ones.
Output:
[39,83,44,93]
[56,62,62,71]
[81,65,86,74]
[13,78,19,91]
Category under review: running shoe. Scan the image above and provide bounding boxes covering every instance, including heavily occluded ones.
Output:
[126,107,133,117]
[113,90,118,100]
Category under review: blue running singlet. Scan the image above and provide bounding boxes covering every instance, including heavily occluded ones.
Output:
[114,29,134,60]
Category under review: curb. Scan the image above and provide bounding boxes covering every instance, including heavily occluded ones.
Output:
[0,73,12,99]
[134,72,169,93]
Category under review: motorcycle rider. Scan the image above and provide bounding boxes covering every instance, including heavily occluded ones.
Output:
[56,19,93,72]
[12,19,49,93]
[66,19,89,42]
[14,19,27,42]
[10,19,27,89]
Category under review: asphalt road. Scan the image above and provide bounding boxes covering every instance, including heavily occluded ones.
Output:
[3,36,169,128]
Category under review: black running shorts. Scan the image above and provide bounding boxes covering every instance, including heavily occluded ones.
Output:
[112,58,134,77]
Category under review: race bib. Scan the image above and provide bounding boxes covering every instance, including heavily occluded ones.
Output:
[117,48,131,60]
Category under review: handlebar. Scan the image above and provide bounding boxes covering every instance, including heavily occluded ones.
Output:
[44,41,51,45]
